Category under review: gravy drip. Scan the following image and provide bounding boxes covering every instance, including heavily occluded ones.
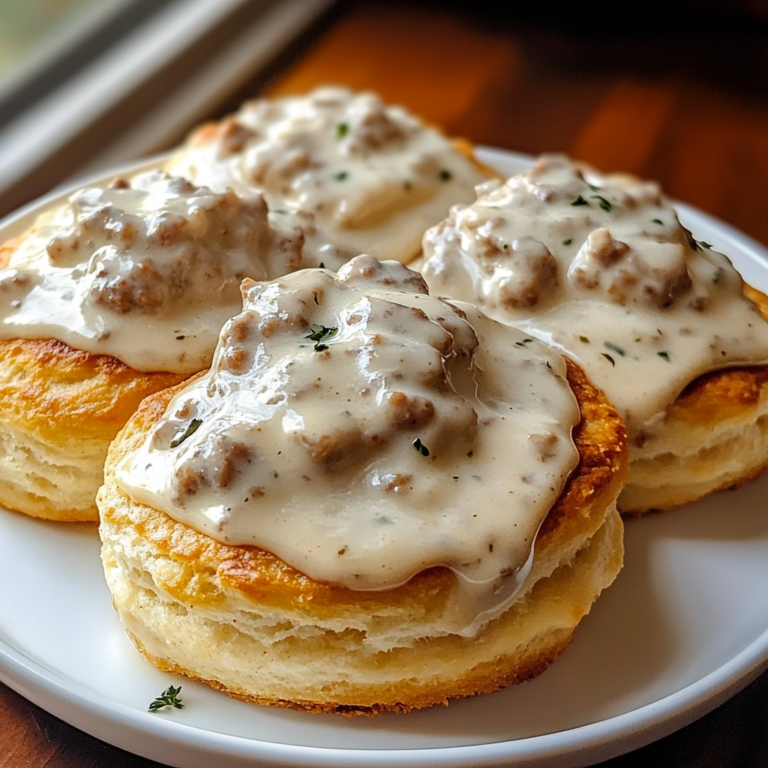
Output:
[118,256,579,633]
[0,171,350,373]
[167,87,487,263]
[423,155,768,439]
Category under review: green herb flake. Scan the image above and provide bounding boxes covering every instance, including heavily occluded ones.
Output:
[515,338,534,348]
[697,240,713,249]
[652,218,663,225]
[306,324,338,351]
[545,360,552,370]
[412,437,431,457]
[170,419,202,449]
[571,195,589,207]
[579,335,590,344]
[600,353,616,366]
[148,685,184,713]
[502,243,510,249]
[336,122,349,139]
[657,351,671,362]
[590,194,612,212]
[588,183,600,192]
[333,171,349,182]
[562,238,573,245]
[439,169,452,182]
[604,341,626,357]
[318,262,325,269]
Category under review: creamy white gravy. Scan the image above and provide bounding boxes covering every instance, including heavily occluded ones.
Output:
[117,256,579,632]
[0,171,354,374]
[166,87,487,264]
[422,155,768,440]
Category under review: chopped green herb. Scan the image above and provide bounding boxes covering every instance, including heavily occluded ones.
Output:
[652,218,663,225]
[412,438,430,457]
[579,335,590,343]
[687,233,699,251]
[272,209,288,215]
[571,195,589,207]
[336,122,349,139]
[657,351,670,362]
[334,171,349,181]
[170,419,202,449]
[562,238,573,245]
[604,341,626,356]
[545,360,552,370]
[318,262,325,269]
[502,243,510,249]
[600,353,616,366]
[697,240,713,249]
[590,194,612,212]
[439,169,452,182]
[148,685,184,713]
[515,338,534,348]
[588,183,600,192]
[313,292,320,305]
[306,324,338,351]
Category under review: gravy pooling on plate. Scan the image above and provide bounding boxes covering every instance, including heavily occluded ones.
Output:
[116,256,581,634]
[167,86,488,264]
[422,155,768,441]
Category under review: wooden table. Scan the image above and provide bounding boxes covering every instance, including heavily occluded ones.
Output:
[3,2,768,765]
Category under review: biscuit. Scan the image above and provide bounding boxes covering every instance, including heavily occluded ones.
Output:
[167,86,488,264]
[0,338,183,521]
[98,257,627,714]
[422,154,768,515]
[0,171,282,521]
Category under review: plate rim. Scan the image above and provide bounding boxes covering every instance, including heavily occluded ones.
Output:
[2,146,768,768]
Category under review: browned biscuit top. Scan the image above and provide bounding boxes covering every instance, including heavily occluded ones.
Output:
[0,338,185,443]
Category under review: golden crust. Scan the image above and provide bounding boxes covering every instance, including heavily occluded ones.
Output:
[619,283,768,514]
[0,338,184,521]
[98,358,628,714]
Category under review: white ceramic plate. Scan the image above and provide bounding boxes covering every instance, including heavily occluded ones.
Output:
[2,148,768,768]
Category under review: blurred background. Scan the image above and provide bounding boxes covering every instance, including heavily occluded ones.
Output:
[0,0,767,242]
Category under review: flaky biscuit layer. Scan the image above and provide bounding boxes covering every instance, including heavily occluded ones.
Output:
[0,338,184,521]
[620,286,768,514]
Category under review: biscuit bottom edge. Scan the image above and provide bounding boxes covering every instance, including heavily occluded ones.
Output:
[102,505,623,715]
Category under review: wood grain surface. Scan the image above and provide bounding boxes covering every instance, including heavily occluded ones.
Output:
[3,1,768,766]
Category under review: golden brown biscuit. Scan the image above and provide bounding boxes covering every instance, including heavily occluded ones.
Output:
[0,170,285,522]
[422,154,768,516]
[619,287,768,513]
[0,338,184,522]
[167,87,489,264]
[98,359,627,715]
[621,364,768,513]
